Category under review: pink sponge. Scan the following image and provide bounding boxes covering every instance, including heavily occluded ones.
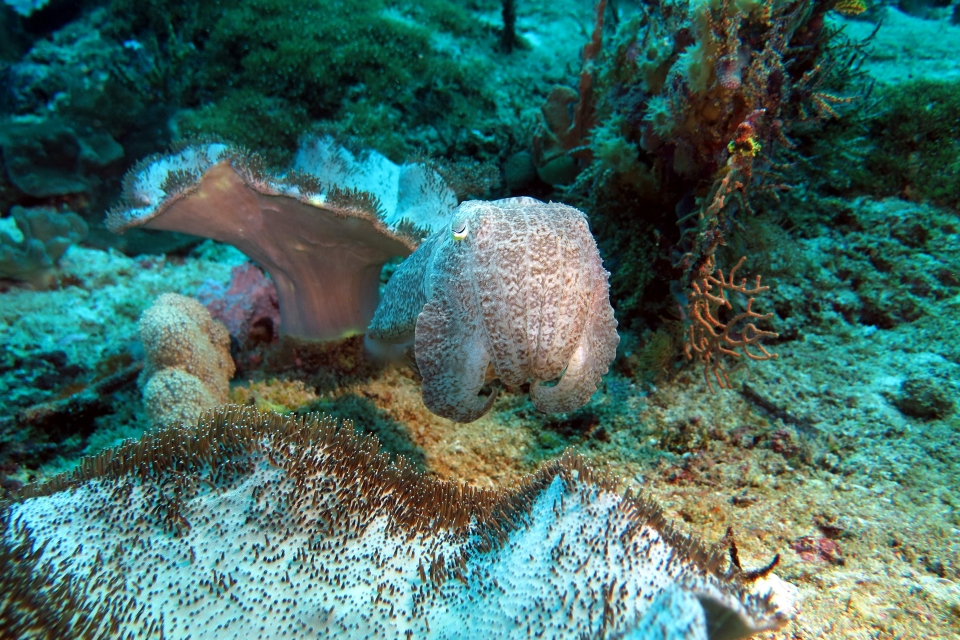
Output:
[198,262,280,345]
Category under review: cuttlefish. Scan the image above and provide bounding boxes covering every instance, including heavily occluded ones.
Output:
[368,197,619,422]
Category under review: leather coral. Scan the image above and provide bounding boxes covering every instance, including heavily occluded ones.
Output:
[5,406,793,639]
[107,138,456,341]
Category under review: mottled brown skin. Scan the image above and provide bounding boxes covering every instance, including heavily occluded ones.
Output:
[369,197,619,422]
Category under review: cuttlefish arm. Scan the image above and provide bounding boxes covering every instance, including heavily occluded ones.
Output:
[415,292,497,424]
[530,277,619,413]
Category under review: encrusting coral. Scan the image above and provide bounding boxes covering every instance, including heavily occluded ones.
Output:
[197,262,281,346]
[138,293,235,427]
[369,197,619,423]
[1,406,792,639]
[107,137,456,341]
[229,378,319,414]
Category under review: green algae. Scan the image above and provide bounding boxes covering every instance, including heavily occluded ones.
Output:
[798,79,960,209]
[176,90,310,167]
[109,0,490,166]
[865,80,960,208]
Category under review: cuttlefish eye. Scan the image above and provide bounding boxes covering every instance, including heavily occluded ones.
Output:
[451,219,469,241]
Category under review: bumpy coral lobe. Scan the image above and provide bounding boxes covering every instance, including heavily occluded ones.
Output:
[139,293,235,427]
[370,197,619,422]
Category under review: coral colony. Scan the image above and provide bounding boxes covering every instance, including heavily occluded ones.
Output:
[2,407,791,639]
[107,139,456,341]
[2,0,959,639]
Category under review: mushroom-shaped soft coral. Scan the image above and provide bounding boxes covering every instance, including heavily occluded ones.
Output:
[108,138,456,341]
[138,293,235,427]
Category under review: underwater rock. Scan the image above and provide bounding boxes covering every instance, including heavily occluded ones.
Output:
[503,150,537,192]
[0,118,123,198]
[108,139,456,341]
[2,0,49,17]
[893,377,955,420]
[533,85,591,186]
[0,205,87,287]
[2,406,792,639]
[0,7,28,61]
[138,293,235,428]
[369,197,619,422]
[0,361,141,449]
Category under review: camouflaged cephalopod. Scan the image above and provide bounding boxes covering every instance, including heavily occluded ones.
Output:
[369,197,619,422]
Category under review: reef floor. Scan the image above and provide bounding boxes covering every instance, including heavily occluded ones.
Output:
[0,3,959,638]
[0,194,958,639]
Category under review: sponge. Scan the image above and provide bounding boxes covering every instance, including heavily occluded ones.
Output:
[138,293,235,427]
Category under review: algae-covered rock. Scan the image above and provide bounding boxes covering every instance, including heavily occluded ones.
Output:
[0,205,87,287]
[864,80,960,208]
[0,117,123,198]
[133,0,488,165]
[894,377,955,420]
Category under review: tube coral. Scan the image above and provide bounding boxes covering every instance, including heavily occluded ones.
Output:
[107,138,456,341]
[2,406,793,639]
